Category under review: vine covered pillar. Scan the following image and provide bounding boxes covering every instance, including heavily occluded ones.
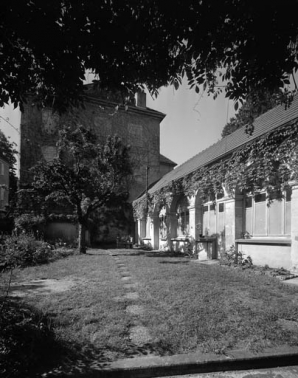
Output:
[223,198,234,249]
[290,183,298,273]
[235,193,244,240]
[150,213,159,250]
[224,194,243,249]
[188,195,196,239]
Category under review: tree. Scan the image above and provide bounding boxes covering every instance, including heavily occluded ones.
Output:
[0,130,18,206]
[31,125,132,253]
[221,90,283,138]
[1,1,298,111]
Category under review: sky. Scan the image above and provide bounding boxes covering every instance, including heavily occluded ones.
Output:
[146,77,235,165]
[0,78,235,173]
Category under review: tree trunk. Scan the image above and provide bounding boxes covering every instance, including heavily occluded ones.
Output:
[78,222,87,254]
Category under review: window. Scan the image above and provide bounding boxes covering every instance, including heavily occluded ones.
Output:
[176,196,189,236]
[202,196,226,237]
[202,203,216,236]
[0,162,4,175]
[245,191,291,237]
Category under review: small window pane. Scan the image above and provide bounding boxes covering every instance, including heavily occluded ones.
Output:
[219,203,224,212]
[285,201,291,234]
[254,201,266,235]
[209,209,216,235]
[245,208,252,235]
[268,200,282,235]
[203,207,208,236]
[218,209,225,234]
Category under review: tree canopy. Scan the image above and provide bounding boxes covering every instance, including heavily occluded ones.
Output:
[1,1,298,111]
[31,124,132,253]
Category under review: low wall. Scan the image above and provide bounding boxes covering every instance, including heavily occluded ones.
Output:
[236,239,291,270]
[45,222,90,245]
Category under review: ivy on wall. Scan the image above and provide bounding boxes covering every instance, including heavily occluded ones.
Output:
[133,120,298,218]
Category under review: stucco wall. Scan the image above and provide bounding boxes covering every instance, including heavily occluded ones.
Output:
[237,243,291,270]
[45,222,90,245]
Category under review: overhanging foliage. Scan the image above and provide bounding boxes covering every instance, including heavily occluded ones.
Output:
[1,1,298,111]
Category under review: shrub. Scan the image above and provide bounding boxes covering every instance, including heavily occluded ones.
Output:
[14,214,46,239]
[220,244,253,268]
[0,234,53,269]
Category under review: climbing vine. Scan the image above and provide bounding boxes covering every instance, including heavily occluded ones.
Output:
[133,121,298,218]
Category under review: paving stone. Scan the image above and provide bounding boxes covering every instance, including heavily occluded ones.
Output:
[120,272,130,277]
[113,296,125,302]
[126,305,144,315]
[124,283,138,289]
[124,292,139,300]
[130,325,152,345]
[121,276,131,281]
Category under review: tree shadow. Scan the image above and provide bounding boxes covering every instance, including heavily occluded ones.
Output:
[159,260,190,264]
[114,250,188,259]
[0,296,175,378]
[0,297,112,378]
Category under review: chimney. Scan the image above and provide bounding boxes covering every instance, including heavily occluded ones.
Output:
[136,91,146,108]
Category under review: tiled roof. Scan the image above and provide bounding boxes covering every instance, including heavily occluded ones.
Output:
[160,154,177,166]
[148,94,298,195]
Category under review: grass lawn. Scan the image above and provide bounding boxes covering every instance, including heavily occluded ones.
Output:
[1,248,298,375]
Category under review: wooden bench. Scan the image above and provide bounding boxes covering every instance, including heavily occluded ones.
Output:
[116,237,133,249]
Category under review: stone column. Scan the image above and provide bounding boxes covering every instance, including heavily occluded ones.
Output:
[150,214,159,250]
[224,198,236,249]
[235,194,244,240]
[137,218,146,244]
[290,184,298,273]
[188,206,196,239]
[167,211,177,250]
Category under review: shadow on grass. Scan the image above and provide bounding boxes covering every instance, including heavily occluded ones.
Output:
[114,250,188,259]
[159,260,190,264]
[0,296,174,378]
[0,297,112,378]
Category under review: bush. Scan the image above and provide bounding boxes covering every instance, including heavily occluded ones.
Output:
[220,244,253,268]
[14,214,46,239]
[0,234,53,269]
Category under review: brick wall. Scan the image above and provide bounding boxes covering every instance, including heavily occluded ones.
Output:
[20,95,164,200]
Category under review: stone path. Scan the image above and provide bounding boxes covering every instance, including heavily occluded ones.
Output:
[109,251,152,351]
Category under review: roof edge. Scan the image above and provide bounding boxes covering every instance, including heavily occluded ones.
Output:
[83,94,166,120]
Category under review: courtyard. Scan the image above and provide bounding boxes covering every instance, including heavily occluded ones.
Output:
[2,248,298,376]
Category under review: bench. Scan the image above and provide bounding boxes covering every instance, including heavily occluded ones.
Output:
[116,237,133,249]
